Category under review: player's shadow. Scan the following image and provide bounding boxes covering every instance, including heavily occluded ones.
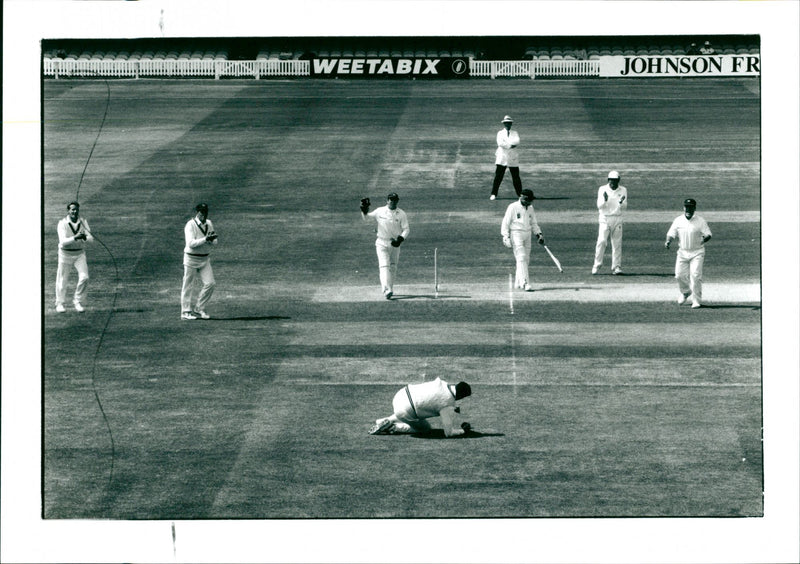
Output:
[602,272,674,278]
[390,294,470,300]
[411,430,505,439]
[532,286,592,292]
[210,315,292,321]
[698,304,761,310]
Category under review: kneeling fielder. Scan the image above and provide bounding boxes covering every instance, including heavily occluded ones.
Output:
[369,377,472,437]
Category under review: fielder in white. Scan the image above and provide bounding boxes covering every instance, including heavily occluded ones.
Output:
[490,115,524,200]
[369,377,472,437]
[592,170,628,275]
[181,203,218,320]
[665,198,712,309]
[501,189,545,291]
[55,201,94,313]
[360,192,410,299]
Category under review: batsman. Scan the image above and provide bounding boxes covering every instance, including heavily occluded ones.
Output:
[501,189,545,291]
[360,192,410,299]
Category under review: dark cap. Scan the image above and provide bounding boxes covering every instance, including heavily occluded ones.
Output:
[455,381,472,400]
[520,189,534,200]
[67,201,80,210]
[387,192,399,201]
[196,203,209,213]
[683,198,697,208]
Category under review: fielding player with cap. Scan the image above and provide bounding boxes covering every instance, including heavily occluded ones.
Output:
[501,189,545,291]
[592,170,628,275]
[369,377,472,437]
[490,115,525,201]
[360,192,410,299]
[55,201,94,313]
[181,203,219,320]
[665,198,712,309]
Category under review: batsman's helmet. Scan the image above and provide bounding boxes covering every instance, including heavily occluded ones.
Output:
[455,381,472,400]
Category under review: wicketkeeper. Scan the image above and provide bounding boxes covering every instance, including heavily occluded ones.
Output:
[369,377,472,437]
[360,192,410,299]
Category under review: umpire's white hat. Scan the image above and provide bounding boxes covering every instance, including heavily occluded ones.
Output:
[502,115,513,123]
[607,170,620,180]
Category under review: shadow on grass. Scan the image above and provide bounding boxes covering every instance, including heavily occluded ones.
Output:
[410,430,505,439]
[210,315,292,321]
[390,294,471,300]
[698,304,761,311]
[487,196,570,201]
[609,272,675,278]
[532,286,602,292]
[590,272,675,278]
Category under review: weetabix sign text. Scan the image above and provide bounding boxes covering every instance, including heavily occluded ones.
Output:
[311,57,470,78]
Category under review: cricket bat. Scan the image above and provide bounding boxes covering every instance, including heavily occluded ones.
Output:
[543,245,563,272]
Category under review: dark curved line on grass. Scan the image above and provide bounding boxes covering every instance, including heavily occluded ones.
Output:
[75,76,118,492]
[76,79,111,202]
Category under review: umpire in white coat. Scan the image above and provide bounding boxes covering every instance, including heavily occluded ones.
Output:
[490,115,524,200]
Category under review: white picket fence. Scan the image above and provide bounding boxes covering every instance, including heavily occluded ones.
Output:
[470,59,600,78]
[43,58,600,79]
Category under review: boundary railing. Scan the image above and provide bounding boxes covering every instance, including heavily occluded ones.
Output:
[43,58,599,79]
[470,59,600,78]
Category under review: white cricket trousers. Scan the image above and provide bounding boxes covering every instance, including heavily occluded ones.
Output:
[181,256,215,313]
[511,230,532,288]
[675,248,705,301]
[56,249,89,305]
[375,239,400,293]
[55,249,89,306]
[594,215,623,270]
[386,387,432,433]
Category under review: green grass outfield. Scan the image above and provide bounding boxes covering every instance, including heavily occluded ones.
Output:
[43,78,761,519]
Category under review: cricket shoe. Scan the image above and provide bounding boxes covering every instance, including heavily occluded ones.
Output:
[677,292,690,305]
[489,195,496,201]
[369,419,395,435]
[383,289,393,300]
[73,301,85,312]
[591,266,599,275]
[523,283,533,292]
[56,304,66,313]
[612,267,623,275]
[181,311,198,320]
[691,301,702,309]
[195,310,210,319]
